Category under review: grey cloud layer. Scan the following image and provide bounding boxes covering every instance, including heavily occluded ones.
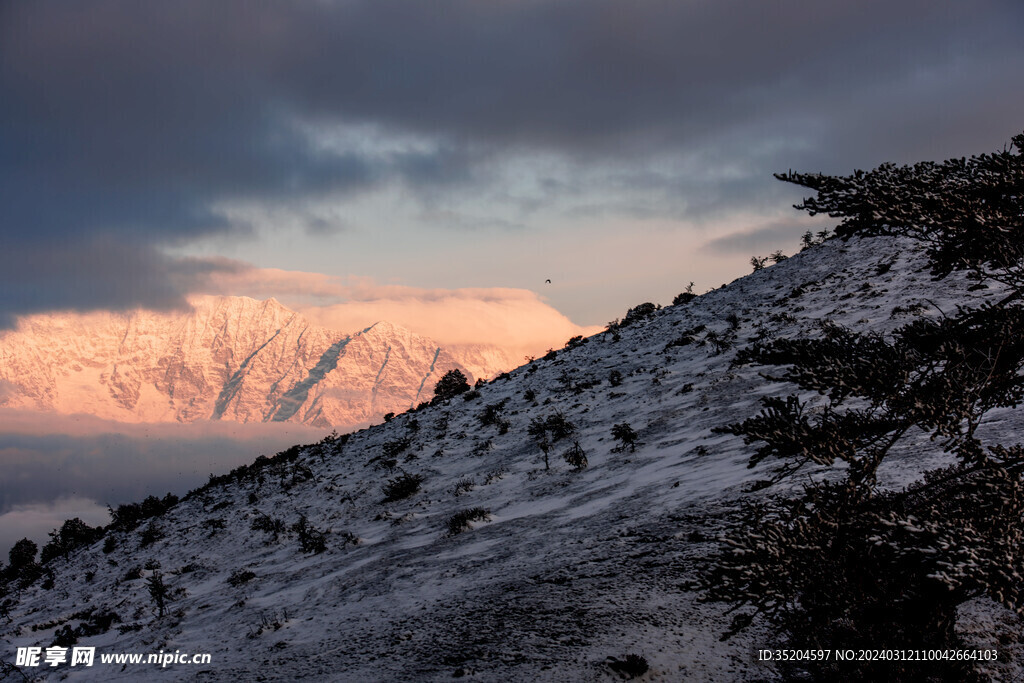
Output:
[0,413,323,551]
[0,417,323,514]
[2,0,1022,320]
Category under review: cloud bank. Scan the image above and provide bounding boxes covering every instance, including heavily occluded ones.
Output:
[0,409,325,551]
[2,0,1021,322]
[206,267,602,361]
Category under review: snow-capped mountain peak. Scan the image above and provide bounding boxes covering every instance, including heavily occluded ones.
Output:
[0,297,499,429]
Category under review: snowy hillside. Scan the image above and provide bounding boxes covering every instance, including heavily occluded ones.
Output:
[0,297,508,430]
[3,236,1021,681]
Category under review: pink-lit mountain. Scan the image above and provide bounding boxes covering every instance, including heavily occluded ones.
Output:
[0,296,500,429]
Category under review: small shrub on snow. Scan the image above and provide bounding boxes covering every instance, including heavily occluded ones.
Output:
[607,653,649,678]
[51,609,121,643]
[336,530,360,547]
[663,334,695,352]
[611,423,641,453]
[381,437,412,459]
[528,419,553,469]
[227,569,256,587]
[673,282,697,306]
[446,508,490,536]
[478,399,510,433]
[621,302,658,327]
[563,441,588,470]
[248,609,289,639]
[138,523,163,548]
[204,518,226,533]
[564,335,587,350]
[483,468,506,485]
[292,515,327,555]
[251,513,286,537]
[146,571,171,618]
[52,624,78,647]
[452,478,475,496]
[381,472,425,503]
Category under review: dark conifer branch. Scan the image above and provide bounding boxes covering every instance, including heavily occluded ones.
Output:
[707,130,1024,680]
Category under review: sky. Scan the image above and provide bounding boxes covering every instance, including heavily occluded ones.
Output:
[2,1,1023,547]
[3,0,1023,333]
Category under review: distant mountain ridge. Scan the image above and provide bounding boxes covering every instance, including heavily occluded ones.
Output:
[0,296,499,428]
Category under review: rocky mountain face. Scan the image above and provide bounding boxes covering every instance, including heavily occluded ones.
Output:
[0,296,494,429]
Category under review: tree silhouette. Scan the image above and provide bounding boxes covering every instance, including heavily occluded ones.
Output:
[40,518,103,563]
[611,423,640,453]
[433,369,470,402]
[7,539,37,577]
[146,571,171,618]
[528,413,577,470]
[707,131,1024,680]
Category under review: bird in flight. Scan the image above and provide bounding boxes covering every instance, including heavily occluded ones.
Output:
[545,279,551,284]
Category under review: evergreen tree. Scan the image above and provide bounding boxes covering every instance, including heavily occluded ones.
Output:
[433,369,470,402]
[8,539,37,573]
[146,571,170,618]
[799,229,816,250]
[40,518,103,564]
[527,417,552,470]
[707,131,1024,680]
[611,423,641,453]
[563,440,588,470]
[528,413,577,470]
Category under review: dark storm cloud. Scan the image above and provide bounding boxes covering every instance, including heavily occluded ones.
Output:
[0,242,245,328]
[2,0,1022,320]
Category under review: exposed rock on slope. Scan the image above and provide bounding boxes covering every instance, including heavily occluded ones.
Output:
[0,297,492,429]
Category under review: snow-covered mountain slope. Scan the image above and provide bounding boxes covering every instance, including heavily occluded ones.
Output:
[0,297,505,429]
[3,237,1021,681]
